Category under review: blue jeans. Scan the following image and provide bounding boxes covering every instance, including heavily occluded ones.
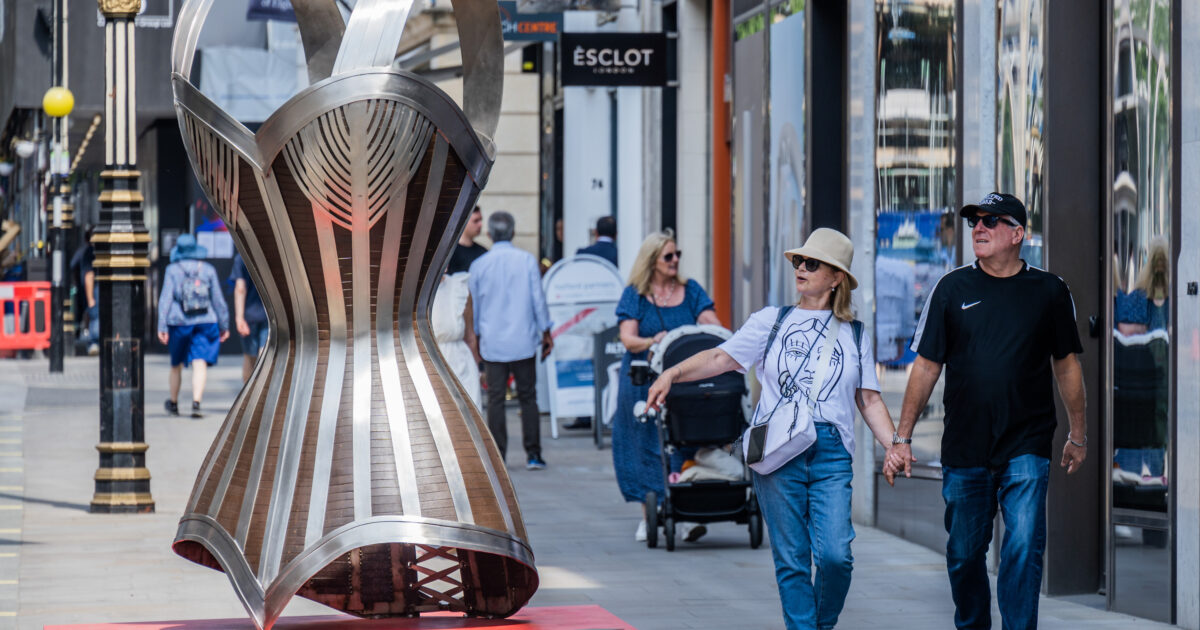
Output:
[942,454,1049,630]
[752,422,854,630]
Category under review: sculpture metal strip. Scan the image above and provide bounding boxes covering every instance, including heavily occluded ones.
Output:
[169,2,535,628]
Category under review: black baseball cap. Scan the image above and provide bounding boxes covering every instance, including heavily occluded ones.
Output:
[960,192,1027,227]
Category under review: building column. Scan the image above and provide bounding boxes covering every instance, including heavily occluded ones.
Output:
[90,0,153,514]
[1176,1,1199,626]
[847,0,876,527]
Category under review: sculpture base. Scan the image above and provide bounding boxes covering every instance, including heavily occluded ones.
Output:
[43,606,634,630]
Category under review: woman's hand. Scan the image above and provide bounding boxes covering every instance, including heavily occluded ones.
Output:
[881,444,916,487]
[646,367,678,412]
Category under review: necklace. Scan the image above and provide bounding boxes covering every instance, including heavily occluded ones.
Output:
[651,281,676,304]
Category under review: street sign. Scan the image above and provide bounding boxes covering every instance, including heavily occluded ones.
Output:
[498,1,561,42]
[561,33,668,87]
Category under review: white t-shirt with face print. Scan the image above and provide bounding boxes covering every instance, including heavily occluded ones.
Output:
[717,307,881,461]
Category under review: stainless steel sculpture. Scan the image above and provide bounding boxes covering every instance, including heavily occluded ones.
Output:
[168,2,535,628]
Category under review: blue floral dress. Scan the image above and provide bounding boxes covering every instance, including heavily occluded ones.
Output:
[613,279,715,503]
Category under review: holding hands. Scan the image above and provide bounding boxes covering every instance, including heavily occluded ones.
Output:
[881,443,917,487]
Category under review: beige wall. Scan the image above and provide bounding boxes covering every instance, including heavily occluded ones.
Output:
[432,28,541,258]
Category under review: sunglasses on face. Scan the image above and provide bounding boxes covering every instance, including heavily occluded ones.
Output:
[661,251,681,262]
[966,214,1019,229]
[790,255,823,272]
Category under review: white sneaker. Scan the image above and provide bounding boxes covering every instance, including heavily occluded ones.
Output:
[680,522,707,542]
[635,519,647,542]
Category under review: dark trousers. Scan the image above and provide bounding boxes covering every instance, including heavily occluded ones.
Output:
[484,357,540,461]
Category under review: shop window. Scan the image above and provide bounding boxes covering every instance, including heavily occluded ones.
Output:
[873,0,956,469]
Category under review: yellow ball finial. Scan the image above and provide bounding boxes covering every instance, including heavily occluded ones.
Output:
[42,87,75,118]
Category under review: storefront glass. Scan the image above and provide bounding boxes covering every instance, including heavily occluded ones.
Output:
[873,0,956,467]
[1109,0,1172,621]
[996,0,1044,265]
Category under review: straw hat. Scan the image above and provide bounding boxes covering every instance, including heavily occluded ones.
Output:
[782,228,858,290]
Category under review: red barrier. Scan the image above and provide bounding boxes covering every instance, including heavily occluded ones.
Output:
[0,281,51,351]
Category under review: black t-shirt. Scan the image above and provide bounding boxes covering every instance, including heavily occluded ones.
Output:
[913,261,1083,468]
[447,242,488,275]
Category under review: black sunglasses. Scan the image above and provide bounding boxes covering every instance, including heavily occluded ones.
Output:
[966,214,1019,229]
[662,251,682,262]
[790,255,823,272]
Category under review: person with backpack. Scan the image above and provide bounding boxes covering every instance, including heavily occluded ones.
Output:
[157,233,230,418]
[646,228,910,630]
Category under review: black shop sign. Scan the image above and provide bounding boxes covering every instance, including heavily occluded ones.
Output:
[561,33,668,87]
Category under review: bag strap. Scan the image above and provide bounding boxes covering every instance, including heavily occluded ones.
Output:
[851,319,864,388]
[804,317,842,417]
[761,305,794,367]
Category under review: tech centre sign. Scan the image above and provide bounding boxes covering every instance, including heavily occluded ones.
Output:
[561,33,668,87]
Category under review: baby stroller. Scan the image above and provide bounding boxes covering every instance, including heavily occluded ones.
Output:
[633,325,763,551]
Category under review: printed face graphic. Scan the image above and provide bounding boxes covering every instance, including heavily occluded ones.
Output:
[777,317,844,409]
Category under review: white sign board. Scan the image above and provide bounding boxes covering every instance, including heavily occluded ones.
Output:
[543,254,624,436]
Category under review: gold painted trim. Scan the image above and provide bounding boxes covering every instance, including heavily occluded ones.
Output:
[95,467,151,481]
[93,255,151,268]
[99,169,141,178]
[95,442,149,454]
[91,492,154,506]
[95,275,148,282]
[98,190,145,204]
[91,232,151,243]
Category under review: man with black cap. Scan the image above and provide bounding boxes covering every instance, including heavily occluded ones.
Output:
[888,192,1088,629]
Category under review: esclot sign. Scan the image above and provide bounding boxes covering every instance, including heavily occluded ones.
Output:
[560,33,668,87]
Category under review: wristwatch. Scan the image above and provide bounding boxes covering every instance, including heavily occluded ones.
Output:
[891,432,912,445]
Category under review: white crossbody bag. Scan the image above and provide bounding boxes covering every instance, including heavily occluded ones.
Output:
[743,310,841,475]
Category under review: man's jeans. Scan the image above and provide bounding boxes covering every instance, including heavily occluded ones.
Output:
[752,422,854,630]
[942,454,1049,630]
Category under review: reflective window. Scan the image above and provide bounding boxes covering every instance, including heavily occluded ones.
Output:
[873,0,956,467]
[1110,0,1171,621]
[996,0,1044,265]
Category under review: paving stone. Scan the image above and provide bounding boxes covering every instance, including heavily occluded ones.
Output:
[3,355,1177,629]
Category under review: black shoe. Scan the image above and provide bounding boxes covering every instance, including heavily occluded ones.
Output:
[563,417,592,430]
[191,401,203,418]
[526,455,546,471]
[164,399,179,416]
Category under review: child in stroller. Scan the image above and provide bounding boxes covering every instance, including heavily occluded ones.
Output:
[632,324,763,551]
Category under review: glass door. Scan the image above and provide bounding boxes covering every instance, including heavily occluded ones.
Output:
[1108,0,1173,621]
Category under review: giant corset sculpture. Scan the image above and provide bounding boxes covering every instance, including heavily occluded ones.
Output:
[168,2,536,628]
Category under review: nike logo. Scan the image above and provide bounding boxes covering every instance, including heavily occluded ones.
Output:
[961,301,982,310]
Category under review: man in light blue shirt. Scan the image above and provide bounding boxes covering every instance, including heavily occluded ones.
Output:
[468,211,553,470]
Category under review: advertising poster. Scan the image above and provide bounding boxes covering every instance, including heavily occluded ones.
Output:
[542,254,624,437]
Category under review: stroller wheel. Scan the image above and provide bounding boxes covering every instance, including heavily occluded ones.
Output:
[664,517,676,552]
[749,495,764,549]
[645,491,658,548]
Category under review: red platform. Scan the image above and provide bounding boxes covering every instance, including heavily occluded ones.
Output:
[44,606,635,630]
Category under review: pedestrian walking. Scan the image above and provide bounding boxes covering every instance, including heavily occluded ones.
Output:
[69,226,98,355]
[157,234,230,418]
[646,227,905,630]
[615,229,721,544]
[576,215,618,267]
[468,211,552,470]
[891,193,1088,630]
[447,206,487,274]
[228,253,268,383]
[433,271,482,411]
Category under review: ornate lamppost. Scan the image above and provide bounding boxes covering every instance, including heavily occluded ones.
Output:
[90,0,153,514]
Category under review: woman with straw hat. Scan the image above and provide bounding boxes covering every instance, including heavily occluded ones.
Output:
[647,228,911,630]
